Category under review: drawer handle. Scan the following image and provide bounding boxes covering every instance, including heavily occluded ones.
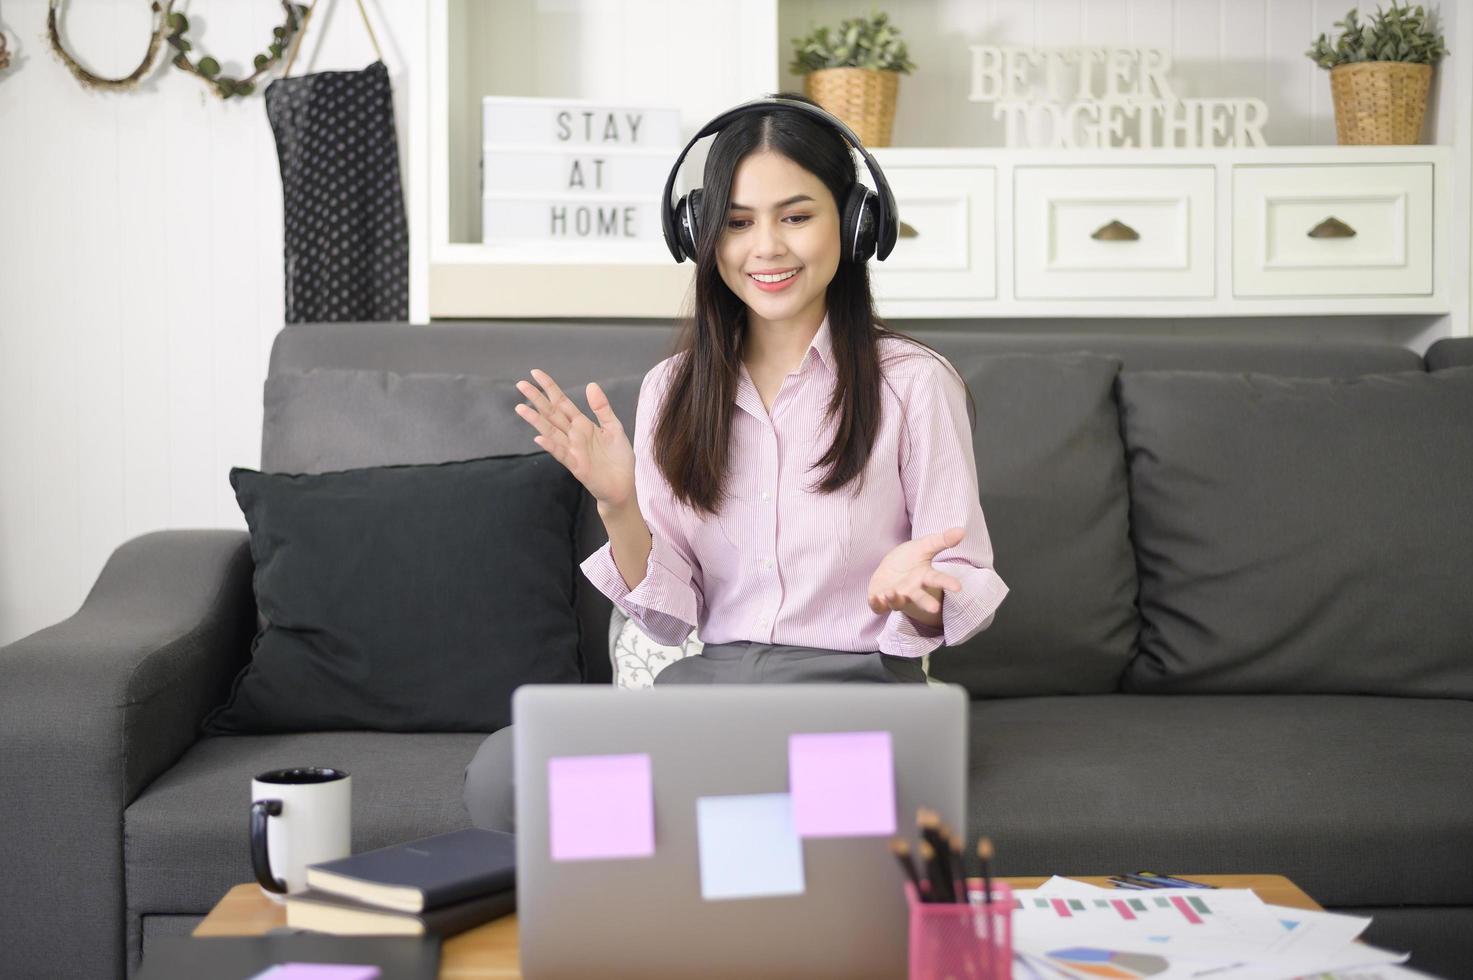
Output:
[1091,219,1139,242]
[1308,216,1357,239]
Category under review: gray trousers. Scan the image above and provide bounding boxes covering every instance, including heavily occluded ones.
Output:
[461,641,927,832]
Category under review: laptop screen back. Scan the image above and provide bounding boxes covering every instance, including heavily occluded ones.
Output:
[513,683,968,980]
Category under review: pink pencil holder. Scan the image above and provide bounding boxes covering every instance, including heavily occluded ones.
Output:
[905,880,1013,980]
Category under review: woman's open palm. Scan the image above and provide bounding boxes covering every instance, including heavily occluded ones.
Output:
[514,369,636,510]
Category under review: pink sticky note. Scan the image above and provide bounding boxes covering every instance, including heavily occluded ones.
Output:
[251,965,380,980]
[788,731,896,838]
[548,753,655,861]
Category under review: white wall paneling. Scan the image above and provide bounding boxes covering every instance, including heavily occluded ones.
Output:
[0,0,426,644]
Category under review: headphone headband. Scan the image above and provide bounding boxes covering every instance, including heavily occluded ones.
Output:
[659,96,899,263]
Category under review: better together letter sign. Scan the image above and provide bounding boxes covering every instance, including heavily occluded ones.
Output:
[968,46,1269,148]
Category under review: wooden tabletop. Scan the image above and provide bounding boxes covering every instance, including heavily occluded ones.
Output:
[196,874,1321,978]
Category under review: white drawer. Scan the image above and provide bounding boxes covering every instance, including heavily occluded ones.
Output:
[866,166,996,301]
[1013,166,1215,299]
[1231,164,1433,297]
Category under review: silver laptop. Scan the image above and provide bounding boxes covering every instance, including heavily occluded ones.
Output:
[513,683,969,980]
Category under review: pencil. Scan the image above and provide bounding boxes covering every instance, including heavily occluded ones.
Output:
[950,833,967,905]
[918,839,950,905]
[916,809,954,903]
[935,818,959,903]
[890,838,923,896]
[919,807,954,896]
[976,837,995,906]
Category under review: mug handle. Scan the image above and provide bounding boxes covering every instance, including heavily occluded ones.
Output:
[250,799,288,894]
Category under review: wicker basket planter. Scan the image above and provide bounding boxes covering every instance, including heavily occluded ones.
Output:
[1329,60,1433,144]
[804,66,900,147]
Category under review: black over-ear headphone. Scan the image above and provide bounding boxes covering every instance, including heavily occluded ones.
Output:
[660,96,900,266]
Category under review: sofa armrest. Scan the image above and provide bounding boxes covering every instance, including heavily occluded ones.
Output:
[0,529,255,980]
[1425,337,1473,371]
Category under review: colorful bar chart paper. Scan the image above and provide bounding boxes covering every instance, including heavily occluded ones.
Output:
[1016,879,1395,980]
[1011,887,1289,961]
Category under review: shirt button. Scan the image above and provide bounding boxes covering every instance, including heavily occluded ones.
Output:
[758,616,769,627]
[760,491,771,501]
[759,558,772,570]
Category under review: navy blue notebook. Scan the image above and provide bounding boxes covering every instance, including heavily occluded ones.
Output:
[286,887,517,938]
[305,828,516,913]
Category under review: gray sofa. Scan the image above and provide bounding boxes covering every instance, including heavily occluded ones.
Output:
[3,320,1471,980]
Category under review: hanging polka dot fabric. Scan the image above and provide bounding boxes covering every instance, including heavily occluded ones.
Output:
[265,60,409,323]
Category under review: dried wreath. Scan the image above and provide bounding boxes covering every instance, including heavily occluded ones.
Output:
[46,0,174,91]
[46,0,308,98]
[165,1,309,100]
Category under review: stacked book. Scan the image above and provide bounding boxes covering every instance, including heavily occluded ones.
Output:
[481,96,682,245]
[285,828,516,938]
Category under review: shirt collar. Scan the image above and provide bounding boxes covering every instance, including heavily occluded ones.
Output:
[803,312,836,378]
[734,312,838,422]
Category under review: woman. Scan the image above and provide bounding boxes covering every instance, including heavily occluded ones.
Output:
[463,93,1008,831]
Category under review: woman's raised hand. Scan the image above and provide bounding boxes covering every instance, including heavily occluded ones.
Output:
[514,369,636,511]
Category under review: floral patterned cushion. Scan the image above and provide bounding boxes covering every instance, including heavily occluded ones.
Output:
[604,609,943,687]
[608,607,702,688]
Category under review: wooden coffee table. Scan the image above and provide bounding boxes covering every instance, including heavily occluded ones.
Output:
[195,874,1322,979]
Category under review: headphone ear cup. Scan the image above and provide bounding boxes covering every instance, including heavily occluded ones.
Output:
[675,187,703,262]
[840,183,878,263]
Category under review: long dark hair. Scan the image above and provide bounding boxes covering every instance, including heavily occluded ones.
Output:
[653,92,974,518]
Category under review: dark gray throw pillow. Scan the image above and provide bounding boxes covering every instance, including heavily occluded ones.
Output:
[203,452,584,735]
[926,352,1140,697]
[259,367,646,687]
[1119,365,1473,698]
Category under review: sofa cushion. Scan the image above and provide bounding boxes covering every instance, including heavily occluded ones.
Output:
[261,367,644,687]
[268,321,1422,383]
[927,353,1139,697]
[261,367,643,475]
[124,732,484,920]
[268,320,678,382]
[967,694,1473,908]
[204,453,583,734]
[609,607,703,688]
[1119,366,1473,698]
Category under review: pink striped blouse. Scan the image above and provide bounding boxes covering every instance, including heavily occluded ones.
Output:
[579,313,1009,659]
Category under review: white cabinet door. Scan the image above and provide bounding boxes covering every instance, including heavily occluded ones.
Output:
[1232,164,1433,297]
[867,166,996,301]
[1014,166,1215,299]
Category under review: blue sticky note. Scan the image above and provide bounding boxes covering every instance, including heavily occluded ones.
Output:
[696,793,805,901]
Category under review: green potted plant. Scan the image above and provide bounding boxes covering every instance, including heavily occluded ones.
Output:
[788,10,915,147]
[1306,1,1448,144]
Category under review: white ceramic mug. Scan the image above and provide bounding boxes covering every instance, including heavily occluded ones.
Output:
[249,766,352,901]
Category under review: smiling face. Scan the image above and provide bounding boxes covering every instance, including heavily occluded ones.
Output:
[716,150,841,336]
